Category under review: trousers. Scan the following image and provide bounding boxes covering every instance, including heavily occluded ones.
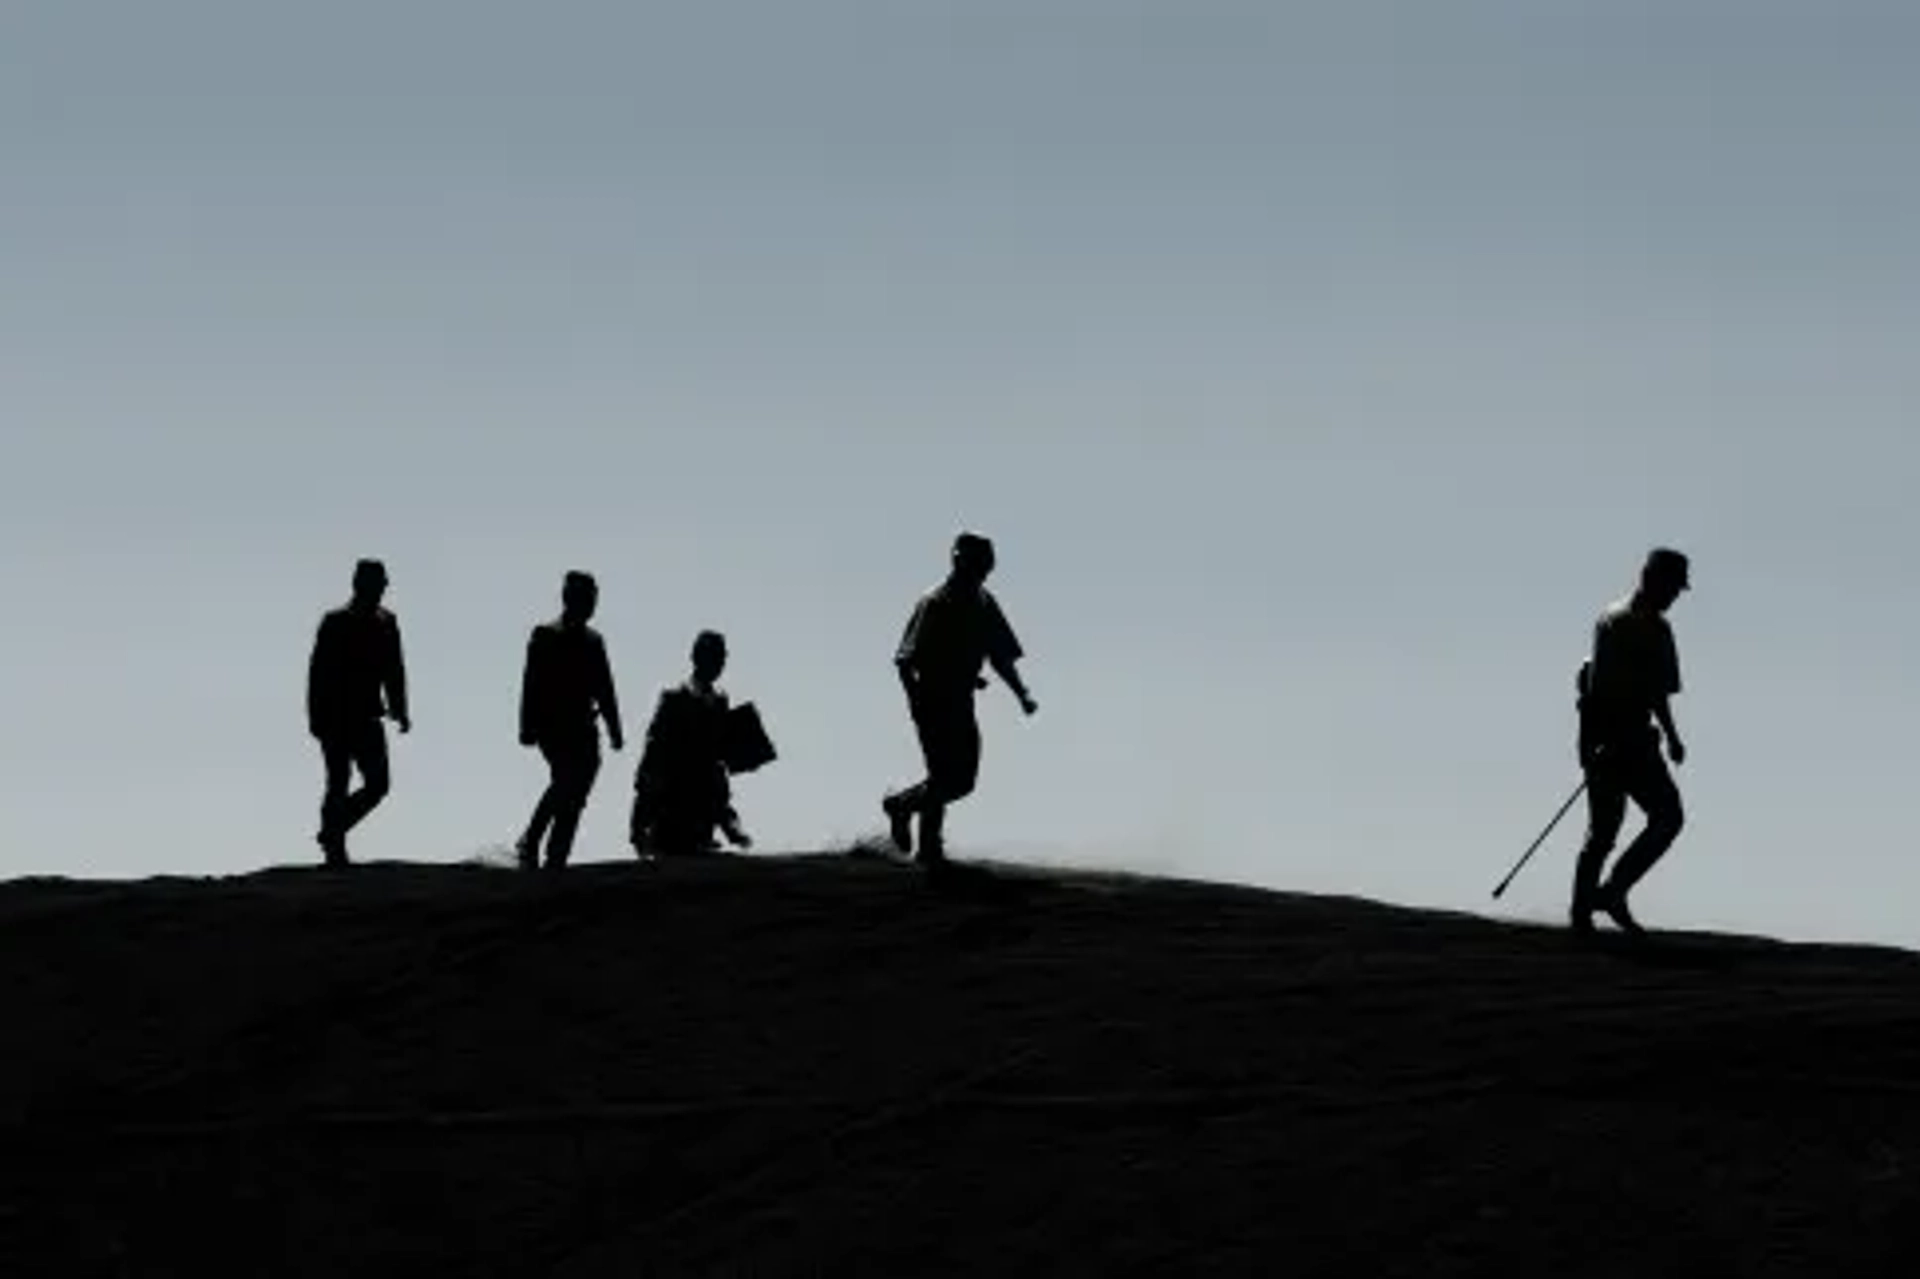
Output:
[1572,734,1685,906]
[523,729,602,869]
[888,689,981,851]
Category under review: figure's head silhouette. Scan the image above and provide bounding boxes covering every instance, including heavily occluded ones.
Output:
[951,531,996,585]
[560,570,598,624]
[1639,547,1690,612]
[350,558,388,609]
[691,629,728,684]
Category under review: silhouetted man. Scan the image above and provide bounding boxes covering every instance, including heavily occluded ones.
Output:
[307,558,409,867]
[1570,547,1691,935]
[629,630,754,857]
[882,531,1036,865]
[516,571,623,871]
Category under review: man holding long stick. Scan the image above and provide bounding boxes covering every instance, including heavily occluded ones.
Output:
[1569,547,1692,935]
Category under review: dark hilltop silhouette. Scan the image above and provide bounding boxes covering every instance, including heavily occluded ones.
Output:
[7,854,1920,1276]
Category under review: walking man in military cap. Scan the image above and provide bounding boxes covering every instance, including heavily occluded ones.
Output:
[882,532,1037,866]
[1570,547,1692,934]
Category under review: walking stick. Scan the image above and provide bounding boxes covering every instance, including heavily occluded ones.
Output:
[1492,778,1587,899]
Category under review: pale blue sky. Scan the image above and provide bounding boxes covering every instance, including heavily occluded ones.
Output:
[2,2,1915,946]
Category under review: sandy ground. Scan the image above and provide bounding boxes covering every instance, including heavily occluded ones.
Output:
[5,851,1920,1276]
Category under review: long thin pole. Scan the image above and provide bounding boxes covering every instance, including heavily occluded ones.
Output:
[1492,778,1587,899]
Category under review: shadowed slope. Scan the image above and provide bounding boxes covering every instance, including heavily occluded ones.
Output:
[5,854,1920,1276]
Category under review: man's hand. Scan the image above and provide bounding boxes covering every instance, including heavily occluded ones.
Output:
[1653,699,1683,766]
[393,713,411,734]
[1017,691,1038,716]
[723,820,752,850]
[608,730,625,752]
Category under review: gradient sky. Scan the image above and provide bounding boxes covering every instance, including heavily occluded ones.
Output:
[3,2,1915,947]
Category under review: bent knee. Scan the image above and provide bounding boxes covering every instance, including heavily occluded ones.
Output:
[1647,799,1684,838]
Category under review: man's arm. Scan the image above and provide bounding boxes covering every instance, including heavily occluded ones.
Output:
[712,727,749,845]
[1653,697,1684,763]
[895,598,928,698]
[1653,621,1684,763]
[306,615,334,737]
[989,650,1035,712]
[518,630,543,746]
[984,594,1036,713]
[385,615,411,731]
[720,799,750,848]
[596,636,624,750]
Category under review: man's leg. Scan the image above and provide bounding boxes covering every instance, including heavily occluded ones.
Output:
[1596,754,1684,929]
[317,734,354,866]
[519,742,562,868]
[338,722,391,835]
[917,701,980,863]
[882,694,934,854]
[543,741,602,870]
[882,783,921,854]
[1570,768,1627,931]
